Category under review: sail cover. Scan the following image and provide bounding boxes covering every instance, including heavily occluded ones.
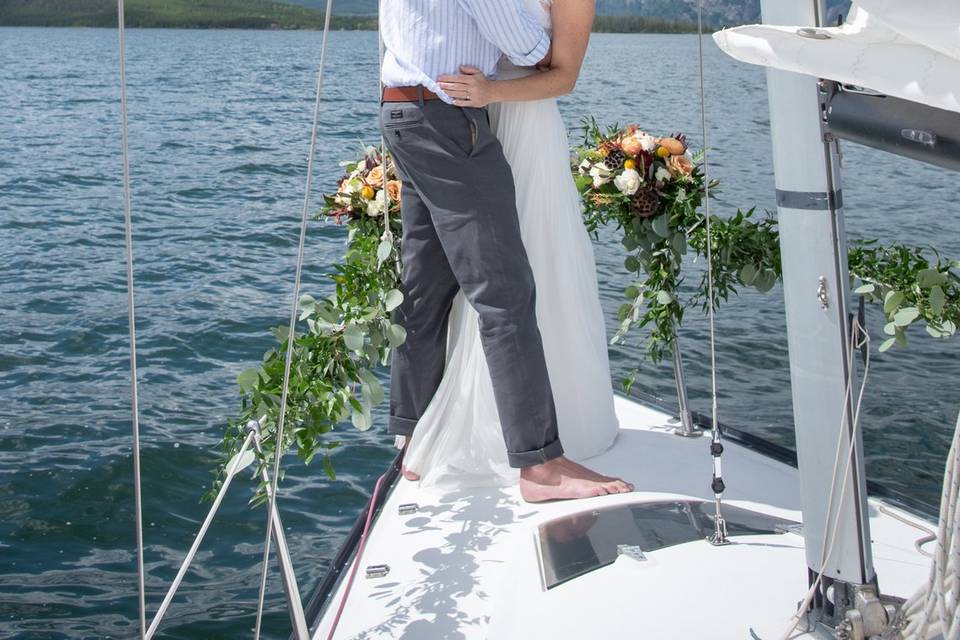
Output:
[712,0,960,114]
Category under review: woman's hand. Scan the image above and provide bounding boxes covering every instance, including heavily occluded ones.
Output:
[437,66,499,108]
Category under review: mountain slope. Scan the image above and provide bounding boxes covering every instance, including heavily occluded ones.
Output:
[0,0,374,28]
[285,0,851,25]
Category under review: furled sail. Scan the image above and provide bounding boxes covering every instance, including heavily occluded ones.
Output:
[712,0,960,114]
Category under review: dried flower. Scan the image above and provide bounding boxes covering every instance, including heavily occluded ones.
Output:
[666,154,693,177]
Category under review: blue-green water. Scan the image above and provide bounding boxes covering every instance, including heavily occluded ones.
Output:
[1,27,957,639]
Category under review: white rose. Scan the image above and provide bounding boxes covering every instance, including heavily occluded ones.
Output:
[638,134,656,152]
[340,178,360,195]
[578,159,592,175]
[366,190,386,217]
[613,168,642,195]
[590,163,612,187]
[655,166,672,183]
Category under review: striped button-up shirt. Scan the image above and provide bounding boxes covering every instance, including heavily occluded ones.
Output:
[380,0,550,104]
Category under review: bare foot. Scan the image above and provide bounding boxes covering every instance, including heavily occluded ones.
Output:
[402,466,421,482]
[519,456,633,503]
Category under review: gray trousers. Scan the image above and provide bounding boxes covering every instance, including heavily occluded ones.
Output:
[380,96,563,468]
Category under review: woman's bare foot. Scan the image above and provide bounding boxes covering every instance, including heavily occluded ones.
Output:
[402,466,421,482]
[519,457,633,503]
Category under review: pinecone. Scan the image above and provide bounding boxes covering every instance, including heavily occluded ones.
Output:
[631,187,661,218]
[605,148,627,169]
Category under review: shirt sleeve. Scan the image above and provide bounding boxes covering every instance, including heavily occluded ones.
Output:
[457,0,551,67]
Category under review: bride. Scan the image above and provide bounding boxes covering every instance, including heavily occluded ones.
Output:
[401,0,622,491]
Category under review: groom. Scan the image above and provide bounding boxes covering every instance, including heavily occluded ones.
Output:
[379,0,632,501]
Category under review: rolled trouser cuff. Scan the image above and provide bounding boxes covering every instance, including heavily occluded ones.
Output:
[506,438,564,469]
[389,414,418,437]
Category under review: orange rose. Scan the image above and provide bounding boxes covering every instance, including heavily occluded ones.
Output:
[666,154,693,177]
[366,165,384,186]
[657,137,686,156]
[621,134,643,157]
[386,180,402,203]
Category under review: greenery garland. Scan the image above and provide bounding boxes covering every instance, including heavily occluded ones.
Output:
[210,130,960,503]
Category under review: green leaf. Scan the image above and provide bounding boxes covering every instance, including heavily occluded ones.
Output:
[387,323,407,348]
[624,255,641,273]
[651,214,670,239]
[878,337,896,353]
[625,285,640,300]
[383,289,404,312]
[893,306,920,327]
[883,291,905,314]
[917,268,947,288]
[883,322,897,336]
[929,285,946,315]
[322,455,337,480]
[854,284,875,294]
[755,270,776,294]
[238,368,259,393]
[343,324,364,351]
[656,290,674,305]
[926,324,946,338]
[739,264,758,285]
[376,239,393,266]
[351,406,373,431]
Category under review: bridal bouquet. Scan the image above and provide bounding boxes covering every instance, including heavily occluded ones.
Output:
[573,120,720,380]
[574,121,701,229]
[320,145,402,223]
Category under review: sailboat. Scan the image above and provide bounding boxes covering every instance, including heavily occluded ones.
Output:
[113,0,960,638]
[295,2,959,639]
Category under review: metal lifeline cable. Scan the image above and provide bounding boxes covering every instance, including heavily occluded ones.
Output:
[253,0,335,636]
[116,0,147,635]
[695,0,728,545]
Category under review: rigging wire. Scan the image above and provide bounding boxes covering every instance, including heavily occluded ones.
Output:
[695,0,728,546]
[253,0,335,636]
[116,0,147,635]
[778,317,872,640]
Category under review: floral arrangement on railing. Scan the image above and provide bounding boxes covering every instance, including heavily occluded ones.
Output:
[208,146,403,502]
[210,132,959,503]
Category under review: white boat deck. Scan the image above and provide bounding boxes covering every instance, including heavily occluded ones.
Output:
[313,395,934,639]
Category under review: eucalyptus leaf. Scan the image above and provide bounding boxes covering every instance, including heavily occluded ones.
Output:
[651,214,670,239]
[929,285,946,315]
[854,284,875,294]
[387,323,407,348]
[883,322,897,336]
[739,264,758,285]
[893,306,920,327]
[383,288,404,312]
[351,406,373,431]
[879,337,896,353]
[343,324,364,351]
[656,290,674,305]
[883,291,904,314]
[377,239,393,266]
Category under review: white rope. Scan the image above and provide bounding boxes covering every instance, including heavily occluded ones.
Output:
[253,1,335,636]
[695,0,728,544]
[116,1,147,635]
[144,432,256,639]
[902,411,960,639]
[779,317,872,640]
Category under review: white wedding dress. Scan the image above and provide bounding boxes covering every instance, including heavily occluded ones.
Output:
[404,0,619,489]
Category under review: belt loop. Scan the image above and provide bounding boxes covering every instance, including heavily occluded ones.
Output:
[417,85,425,107]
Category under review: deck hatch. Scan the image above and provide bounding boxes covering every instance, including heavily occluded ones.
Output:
[536,500,797,589]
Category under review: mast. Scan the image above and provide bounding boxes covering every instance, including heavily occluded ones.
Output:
[759,0,877,625]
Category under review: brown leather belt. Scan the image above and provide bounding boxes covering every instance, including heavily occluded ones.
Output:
[382,86,442,103]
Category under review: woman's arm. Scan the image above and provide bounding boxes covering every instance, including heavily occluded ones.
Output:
[437,0,596,108]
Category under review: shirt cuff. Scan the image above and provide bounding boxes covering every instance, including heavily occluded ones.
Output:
[506,31,550,68]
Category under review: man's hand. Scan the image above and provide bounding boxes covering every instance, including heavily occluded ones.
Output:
[438,66,498,108]
[535,43,553,71]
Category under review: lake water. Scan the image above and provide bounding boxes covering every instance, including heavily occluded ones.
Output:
[1,27,957,639]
